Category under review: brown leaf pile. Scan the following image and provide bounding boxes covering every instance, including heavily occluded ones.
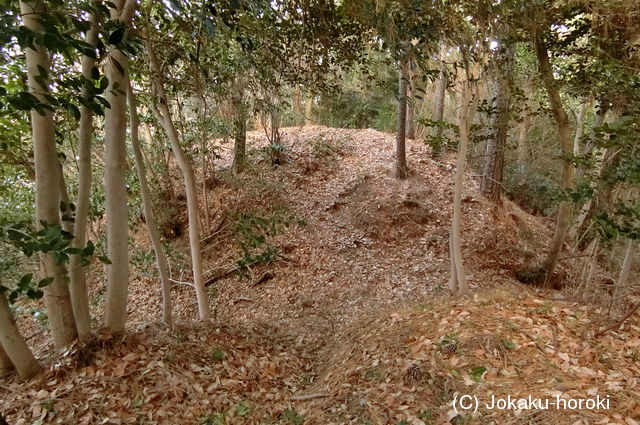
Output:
[2,323,315,424]
[301,288,640,425]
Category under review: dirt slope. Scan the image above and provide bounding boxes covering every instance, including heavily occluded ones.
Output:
[185,126,550,343]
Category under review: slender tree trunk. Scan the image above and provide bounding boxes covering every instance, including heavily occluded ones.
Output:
[304,93,314,125]
[103,0,135,334]
[146,35,210,320]
[395,60,409,179]
[571,106,609,241]
[480,46,512,202]
[432,58,447,157]
[575,147,622,247]
[294,85,303,125]
[0,293,41,379]
[614,239,636,300]
[232,94,247,174]
[127,81,173,325]
[449,81,471,292]
[406,65,416,139]
[533,31,575,284]
[69,5,99,342]
[582,104,608,158]
[0,344,14,377]
[20,0,77,348]
[143,124,171,197]
[573,99,588,156]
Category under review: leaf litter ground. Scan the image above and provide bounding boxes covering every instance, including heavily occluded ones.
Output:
[2,126,638,424]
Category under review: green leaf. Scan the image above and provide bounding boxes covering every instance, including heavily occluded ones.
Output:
[502,340,516,350]
[38,277,54,288]
[53,251,69,265]
[108,27,125,45]
[91,66,101,80]
[9,290,19,303]
[98,255,112,264]
[235,401,250,417]
[83,241,95,256]
[19,273,33,289]
[469,366,487,382]
[66,103,81,120]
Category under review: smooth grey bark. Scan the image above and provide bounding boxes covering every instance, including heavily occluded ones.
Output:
[395,60,409,179]
[480,46,513,202]
[0,342,14,377]
[0,293,41,379]
[20,0,78,347]
[127,81,173,325]
[449,81,471,292]
[146,34,210,320]
[68,1,99,343]
[103,0,135,333]
[534,30,575,284]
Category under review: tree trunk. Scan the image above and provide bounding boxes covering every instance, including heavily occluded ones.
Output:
[304,93,314,125]
[103,0,135,334]
[69,5,99,342]
[395,60,409,179]
[480,46,512,202]
[127,81,173,326]
[432,58,447,157]
[621,237,637,283]
[571,106,609,242]
[406,65,416,139]
[0,344,14,377]
[533,31,575,284]
[0,293,41,379]
[582,104,608,158]
[614,239,636,300]
[232,94,247,174]
[20,0,78,348]
[573,99,588,156]
[293,85,303,125]
[146,35,210,320]
[449,81,471,292]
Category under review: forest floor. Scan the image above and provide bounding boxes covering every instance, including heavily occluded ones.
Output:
[2,126,639,425]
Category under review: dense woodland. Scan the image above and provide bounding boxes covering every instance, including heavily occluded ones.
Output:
[0,0,639,424]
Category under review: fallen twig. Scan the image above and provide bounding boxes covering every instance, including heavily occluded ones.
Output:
[232,296,254,304]
[596,302,640,337]
[251,270,274,287]
[205,266,238,286]
[290,392,328,401]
